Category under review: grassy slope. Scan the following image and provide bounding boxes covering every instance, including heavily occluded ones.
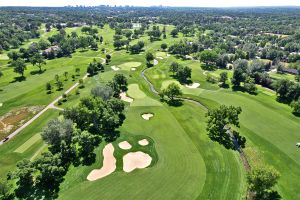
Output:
[145,56,300,199]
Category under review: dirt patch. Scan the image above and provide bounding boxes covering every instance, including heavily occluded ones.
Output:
[141,113,153,120]
[120,92,133,103]
[87,143,116,181]
[185,83,200,89]
[0,106,44,140]
[118,141,132,150]
[123,151,152,173]
[138,139,149,146]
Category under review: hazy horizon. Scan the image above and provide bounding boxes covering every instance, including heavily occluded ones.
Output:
[0,0,300,8]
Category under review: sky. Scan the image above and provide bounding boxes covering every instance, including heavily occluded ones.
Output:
[0,0,299,7]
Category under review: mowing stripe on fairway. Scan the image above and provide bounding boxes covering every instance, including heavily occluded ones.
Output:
[14,133,42,153]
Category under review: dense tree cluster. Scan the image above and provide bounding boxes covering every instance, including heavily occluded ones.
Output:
[169,62,192,83]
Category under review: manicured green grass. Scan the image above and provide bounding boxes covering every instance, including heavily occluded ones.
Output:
[0,53,9,60]
[118,62,142,71]
[127,84,146,99]
[144,53,300,199]
[269,71,296,81]
[59,104,206,199]
[1,23,298,200]
[0,110,58,179]
[14,133,41,153]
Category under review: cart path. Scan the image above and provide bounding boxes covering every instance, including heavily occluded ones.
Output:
[0,58,106,145]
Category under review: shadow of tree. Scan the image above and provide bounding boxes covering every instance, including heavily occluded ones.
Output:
[10,76,26,83]
[30,69,46,75]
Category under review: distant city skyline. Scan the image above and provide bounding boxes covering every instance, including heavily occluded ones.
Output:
[0,0,300,7]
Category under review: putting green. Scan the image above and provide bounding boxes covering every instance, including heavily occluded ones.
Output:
[156,52,167,58]
[0,54,9,60]
[127,84,161,107]
[127,84,146,99]
[118,62,142,71]
[14,133,42,153]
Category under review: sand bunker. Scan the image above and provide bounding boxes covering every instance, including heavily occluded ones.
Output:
[167,54,170,57]
[0,103,2,107]
[153,59,158,66]
[120,92,133,103]
[131,67,136,71]
[185,83,200,89]
[156,56,164,60]
[142,113,153,120]
[123,151,152,173]
[111,66,120,71]
[138,139,149,146]
[118,141,132,150]
[87,143,116,181]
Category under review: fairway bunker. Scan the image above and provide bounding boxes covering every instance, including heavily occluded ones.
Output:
[123,151,152,173]
[131,67,136,71]
[120,92,133,103]
[111,66,120,71]
[157,56,164,60]
[141,113,153,120]
[87,143,116,181]
[138,139,149,146]
[185,83,200,89]
[118,141,132,150]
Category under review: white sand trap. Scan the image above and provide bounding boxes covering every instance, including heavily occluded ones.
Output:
[185,83,200,89]
[138,139,149,146]
[87,143,116,181]
[111,66,120,71]
[153,59,158,66]
[167,54,171,57]
[120,92,133,103]
[118,141,132,150]
[156,57,164,60]
[123,151,152,173]
[0,103,2,107]
[142,113,153,120]
[131,67,136,71]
